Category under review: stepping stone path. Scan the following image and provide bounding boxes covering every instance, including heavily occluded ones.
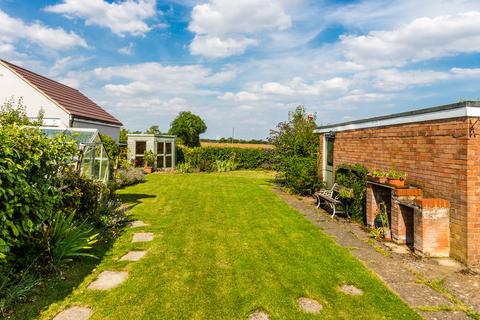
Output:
[340,284,364,296]
[88,271,128,290]
[129,220,148,228]
[249,310,270,320]
[54,306,92,320]
[132,232,154,242]
[297,297,322,314]
[120,251,147,261]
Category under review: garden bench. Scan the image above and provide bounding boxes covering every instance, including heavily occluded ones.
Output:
[315,183,353,218]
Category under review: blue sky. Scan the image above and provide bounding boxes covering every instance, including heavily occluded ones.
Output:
[1,0,480,139]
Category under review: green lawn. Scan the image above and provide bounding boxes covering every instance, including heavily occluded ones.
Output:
[39,171,419,319]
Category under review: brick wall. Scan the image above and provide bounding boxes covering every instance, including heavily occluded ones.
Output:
[319,117,480,265]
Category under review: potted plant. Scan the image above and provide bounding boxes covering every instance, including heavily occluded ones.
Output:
[368,169,388,184]
[378,202,391,241]
[143,150,155,174]
[386,168,407,188]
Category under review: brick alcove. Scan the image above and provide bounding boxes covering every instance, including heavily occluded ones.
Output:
[367,182,450,257]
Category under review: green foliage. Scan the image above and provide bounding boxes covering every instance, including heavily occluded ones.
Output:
[176,162,193,173]
[387,168,407,180]
[169,111,207,147]
[99,133,119,161]
[119,128,128,144]
[146,125,161,135]
[269,106,320,195]
[45,212,98,267]
[0,270,38,317]
[0,97,43,127]
[370,169,388,177]
[215,159,237,172]
[335,163,369,221]
[143,150,155,167]
[180,146,272,172]
[0,117,77,261]
[377,202,389,229]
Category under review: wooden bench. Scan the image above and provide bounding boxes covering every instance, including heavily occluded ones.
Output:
[315,183,352,218]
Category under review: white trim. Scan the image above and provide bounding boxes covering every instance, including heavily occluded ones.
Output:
[315,106,480,133]
[322,135,327,184]
[73,117,121,128]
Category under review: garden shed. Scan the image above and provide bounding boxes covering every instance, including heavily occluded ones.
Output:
[39,127,110,182]
[315,101,480,266]
[127,134,176,171]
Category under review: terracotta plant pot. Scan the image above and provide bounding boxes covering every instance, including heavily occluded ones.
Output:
[387,178,405,188]
[383,228,392,241]
[143,166,153,174]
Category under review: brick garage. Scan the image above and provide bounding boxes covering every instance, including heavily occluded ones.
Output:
[316,101,480,266]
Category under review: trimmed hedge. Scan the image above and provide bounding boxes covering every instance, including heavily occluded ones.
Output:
[178,146,273,171]
[335,163,368,222]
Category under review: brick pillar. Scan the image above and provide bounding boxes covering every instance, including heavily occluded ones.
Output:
[390,199,404,243]
[414,199,450,257]
[366,183,377,227]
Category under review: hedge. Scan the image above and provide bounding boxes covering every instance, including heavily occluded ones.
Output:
[178,146,273,171]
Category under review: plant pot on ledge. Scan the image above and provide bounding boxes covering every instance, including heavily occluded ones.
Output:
[387,178,405,188]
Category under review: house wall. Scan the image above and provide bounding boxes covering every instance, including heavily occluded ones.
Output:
[319,117,480,265]
[72,118,120,142]
[0,64,70,126]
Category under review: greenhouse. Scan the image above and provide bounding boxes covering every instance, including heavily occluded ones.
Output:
[39,127,110,182]
[127,133,176,171]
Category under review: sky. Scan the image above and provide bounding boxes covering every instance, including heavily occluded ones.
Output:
[1,0,480,140]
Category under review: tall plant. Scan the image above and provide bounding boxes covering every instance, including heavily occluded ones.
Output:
[269,106,320,195]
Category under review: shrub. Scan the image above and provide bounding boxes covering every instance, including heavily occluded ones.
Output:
[335,163,368,221]
[179,146,272,172]
[113,167,145,187]
[176,162,193,173]
[269,106,320,195]
[215,159,237,172]
[0,122,76,262]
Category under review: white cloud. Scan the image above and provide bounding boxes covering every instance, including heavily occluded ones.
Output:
[188,0,291,58]
[371,69,451,91]
[118,42,134,55]
[190,35,257,58]
[338,90,392,103]
[450,67,480,77]
[45,0,157,36]
[0,9,87,50]
[219,91,260,101]
[341,11,480,68]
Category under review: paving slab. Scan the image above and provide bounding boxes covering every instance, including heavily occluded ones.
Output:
[53,306,92,320]
[340,284,364,296]
[120,251,147,261]
[129,220,148,228]
[249,310,270,320]
[132,232,154,243]
[88,271,128,290]
[297,297,322,314]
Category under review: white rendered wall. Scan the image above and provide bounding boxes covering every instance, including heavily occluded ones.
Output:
[0,64,70,126]
[72,118,120,142]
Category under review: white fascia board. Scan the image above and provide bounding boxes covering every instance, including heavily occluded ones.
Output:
[314,106,477,133]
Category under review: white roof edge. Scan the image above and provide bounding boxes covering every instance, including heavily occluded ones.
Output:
[314,106,479,133]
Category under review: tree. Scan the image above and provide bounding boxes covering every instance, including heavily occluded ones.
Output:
[269,106,320,195]
[169,111,207,147]
[119,128,128,144]
[146,125,161,135]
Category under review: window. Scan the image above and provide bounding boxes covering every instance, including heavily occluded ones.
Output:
[157,142,164,154]
[135,141,146,155]
[165,142,172,154]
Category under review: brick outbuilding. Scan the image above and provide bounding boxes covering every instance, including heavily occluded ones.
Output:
[315,101,480,266]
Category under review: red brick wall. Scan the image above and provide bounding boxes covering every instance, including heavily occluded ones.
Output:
[319,117,480,265]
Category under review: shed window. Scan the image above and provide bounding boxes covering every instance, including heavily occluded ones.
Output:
[135,141,146,155]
